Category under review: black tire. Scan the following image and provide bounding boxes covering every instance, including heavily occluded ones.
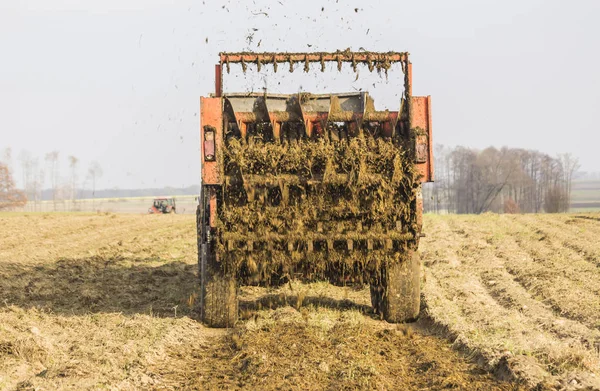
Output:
[370,251,420,323]
[201,268,237,327]
[197,191,238,328]
[370,284,383,315]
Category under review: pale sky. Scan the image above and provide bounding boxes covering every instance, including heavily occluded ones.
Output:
[1,0,599,189]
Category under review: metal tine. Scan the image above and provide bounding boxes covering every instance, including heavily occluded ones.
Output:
[245,184,255,202]
[219,52,409,76]
[257,187,266,205]
[385,239,393,250]
[367,54,374,72]
[280,183,289,205]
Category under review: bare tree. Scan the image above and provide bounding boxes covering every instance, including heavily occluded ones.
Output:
[88,161,103,210]
[1,148,12,170]
[45,151,60,211]
[18,150,32,210]
[19,151,30,186]
[424,145,580,215]
[69,155,79,211]
[0,162,26,210]
[35,165,44,212]
[559,153,580,212]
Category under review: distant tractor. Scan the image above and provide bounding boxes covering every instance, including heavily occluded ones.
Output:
[148,197,177,214]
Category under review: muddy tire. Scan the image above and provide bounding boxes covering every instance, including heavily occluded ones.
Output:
[201,268,237,327]
[371,251,421,322]
[370,284,384,315]
[197,195,238,328]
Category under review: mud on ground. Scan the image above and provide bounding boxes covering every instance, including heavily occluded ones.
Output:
[0,213,528,390]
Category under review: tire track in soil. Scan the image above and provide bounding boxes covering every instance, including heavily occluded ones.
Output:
[0,214,526,391]
[523,214,600,269]
[560,215,600,243]
[157,308,523,391]
[502,216,600,330]
[446,216,599,345]
[454,216,600,360]
[421,216,556,386]
[571,215,600,223]
[422,215,600,390]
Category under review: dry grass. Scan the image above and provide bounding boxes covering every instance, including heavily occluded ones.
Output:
[0,213,211,391]
[174,306,517,390]
[0,212,524,391]
[10,212,600,389]
[421,213,600,390]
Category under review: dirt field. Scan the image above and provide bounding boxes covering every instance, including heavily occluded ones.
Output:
[1,213,599,390]
[421,213,600,390]
[19,196,198,215]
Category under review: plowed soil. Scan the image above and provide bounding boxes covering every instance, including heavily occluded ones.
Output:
[1,212,599,390]
[421,214,600,390]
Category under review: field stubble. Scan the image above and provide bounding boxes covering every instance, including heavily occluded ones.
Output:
[1,212,598,390]
[421,213,600,390]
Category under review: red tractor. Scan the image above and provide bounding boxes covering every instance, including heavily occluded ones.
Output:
[148,197,177,214]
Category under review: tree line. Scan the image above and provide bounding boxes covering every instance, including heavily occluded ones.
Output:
[423,145,580,214]
[0,148,103,211]
[1,145,582,214]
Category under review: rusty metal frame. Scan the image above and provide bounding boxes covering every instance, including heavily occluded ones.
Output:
[205,51,432,184]
[200,97,223,185]
[219,51,408,68]
[216,51,411,96]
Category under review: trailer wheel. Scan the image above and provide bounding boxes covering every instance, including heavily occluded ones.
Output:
[197,198,237,327]
[371,251,421,323]
[370,284,384,315]
[201,271,237,327]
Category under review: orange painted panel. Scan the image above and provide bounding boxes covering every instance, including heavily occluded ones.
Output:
[411,96,433,183]
[200,97,223,185]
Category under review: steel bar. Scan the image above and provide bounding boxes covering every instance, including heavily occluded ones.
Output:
[220,51,408,66]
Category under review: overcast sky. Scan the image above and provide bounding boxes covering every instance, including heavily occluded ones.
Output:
[1,0,599,189]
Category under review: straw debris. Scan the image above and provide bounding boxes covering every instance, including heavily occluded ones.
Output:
[219,134,420,285]
[2,212,590,390]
